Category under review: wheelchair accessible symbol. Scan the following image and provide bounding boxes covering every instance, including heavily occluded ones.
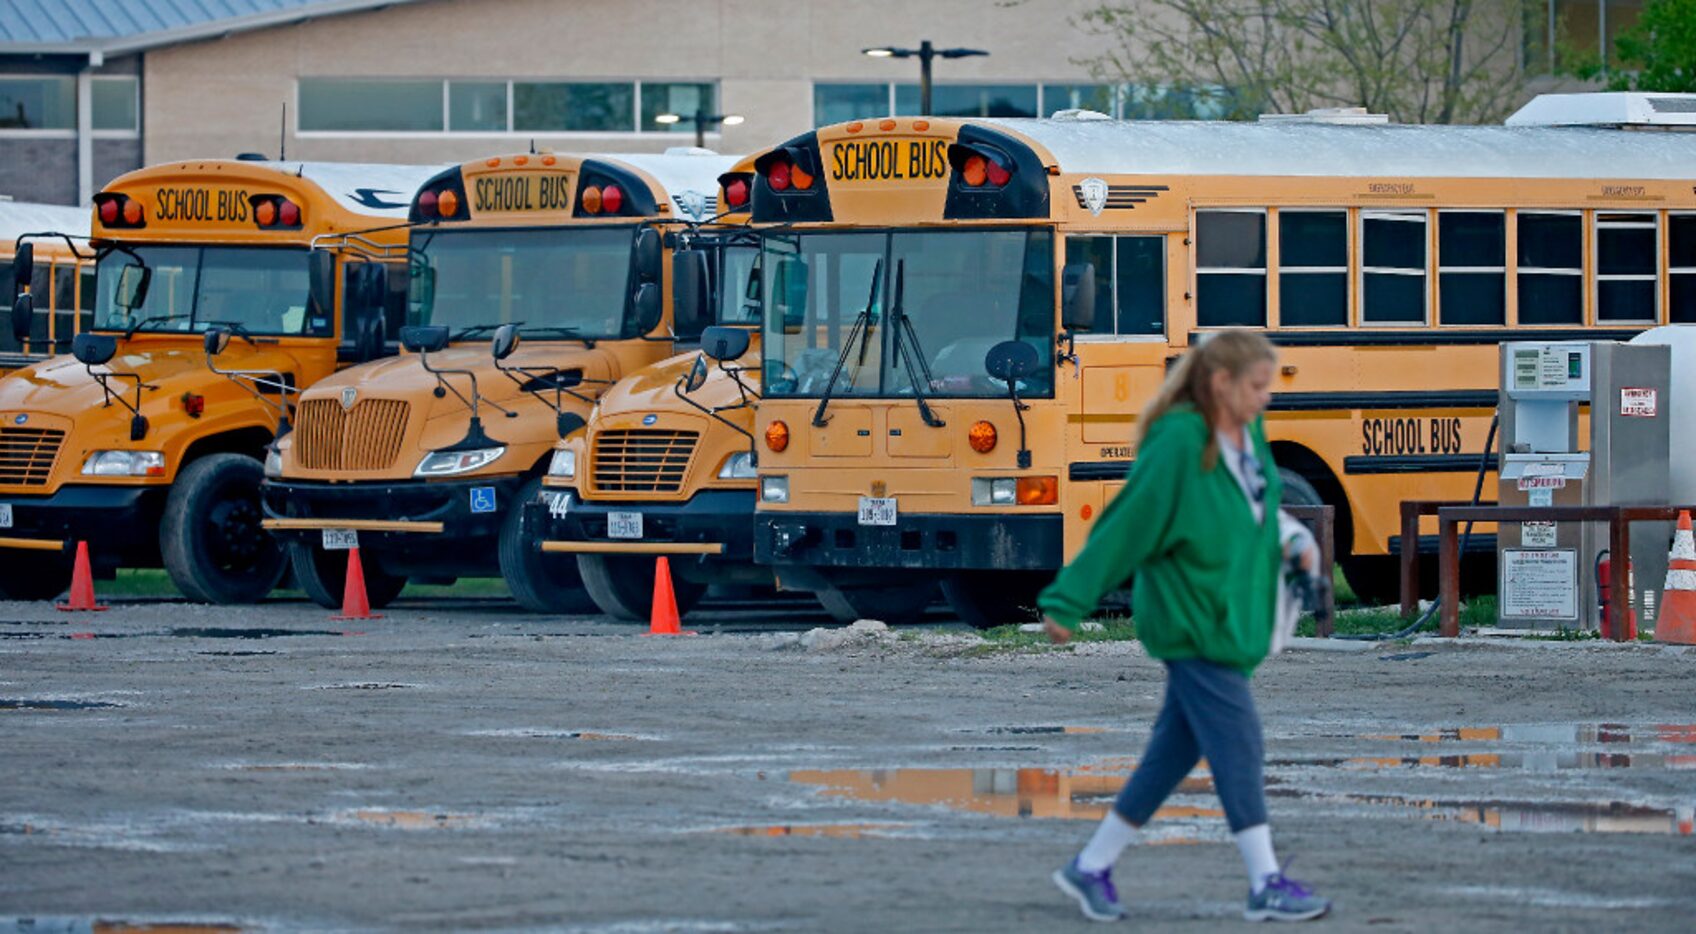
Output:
[469,486,497,514]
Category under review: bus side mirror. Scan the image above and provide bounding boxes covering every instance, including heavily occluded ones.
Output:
[985,339,1040,382]
[700,325,750,362]
[633,227,662,284]
[1061,262,1097,332]
[400,324,449,354]
[631,281,662,334]
[409,260,436,319]
[491,323,521,361]
[204,326,232,357]
[684,353,709,392]
[73,332,117,367]
[308,251,335,320]
[11,293,33,345]
[344,263,387,362]
[11,243,31,296]
[672,249,711,337]
[116,263,151,311]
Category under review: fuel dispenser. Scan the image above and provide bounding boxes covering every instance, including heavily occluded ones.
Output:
[1497,341,1670,632]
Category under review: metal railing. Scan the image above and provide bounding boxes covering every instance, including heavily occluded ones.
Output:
[1284,504,1336,638]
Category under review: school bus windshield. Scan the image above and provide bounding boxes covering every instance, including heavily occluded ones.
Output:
[92,246,319,336]
[407,226,636,341]
[760,228,1054,398]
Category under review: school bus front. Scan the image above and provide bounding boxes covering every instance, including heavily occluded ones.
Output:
[0,160,434,603]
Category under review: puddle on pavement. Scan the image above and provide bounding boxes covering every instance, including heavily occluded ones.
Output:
[1334,751,1690,771]
[464,728,655,741]
[1358,723,1696,745]
[1272,788,1696,835]
[710,822,913,839]
[3,921,244,933]
[333,809,478,830]
[223,762,369,773]
[789,766,1217,822]
[170,628,342,639]
[0,698,120,711]
[195,651,278,657]
[306,683,417,691]
[961,726,1114,736]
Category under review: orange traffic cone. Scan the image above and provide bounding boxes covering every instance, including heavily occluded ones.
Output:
[56,541,107,612]
[1654,511,1696,645]
[645,556,693,636]
[331,546,382,621]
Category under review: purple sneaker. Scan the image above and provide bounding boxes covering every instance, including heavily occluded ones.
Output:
[1244,869,1331,922]
[1052,857,1126,922]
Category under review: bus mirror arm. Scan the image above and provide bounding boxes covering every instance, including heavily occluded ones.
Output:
[672,375,758,462]
[1056,330,1080,378]
[493,358,603,433]
[88,370,152,442]
[1008,383,1032,470]
[418,350,517,424]
[204,330,296,433]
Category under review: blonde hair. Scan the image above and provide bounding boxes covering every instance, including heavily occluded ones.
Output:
[1139,329,1278,469]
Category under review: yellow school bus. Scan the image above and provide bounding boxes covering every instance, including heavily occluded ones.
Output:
[745,97,1692,624]
[1,200,94,371]
[261,151,736,611]
[532,160,765,619]
[0,159,439,601]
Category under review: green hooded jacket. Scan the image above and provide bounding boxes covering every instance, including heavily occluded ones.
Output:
[1036,405,1284,674]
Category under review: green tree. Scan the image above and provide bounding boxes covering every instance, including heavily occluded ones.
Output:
[1077,0,1530,124]
[1598,0,1696,91]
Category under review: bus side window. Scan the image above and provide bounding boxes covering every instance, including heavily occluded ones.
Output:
[1195,210,1267,327]
[1064,235,1165,336]
[27,264,54,347]
[1279,210,1348,327]
[80,269,95,335]
[1518,212,1582,325]
[1063,236,1113,333]
[1671,214,1696,324]
[51,265,77,346]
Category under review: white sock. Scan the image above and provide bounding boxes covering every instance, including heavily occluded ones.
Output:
[1076,811,1138,872]
[1235,824,1280,893]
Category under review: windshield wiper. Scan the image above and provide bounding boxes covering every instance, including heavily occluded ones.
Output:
[449,322,515,341]
[811,258,883,428]
[123,314,191,340]
[888,259,944,428]
[519,324,597,349]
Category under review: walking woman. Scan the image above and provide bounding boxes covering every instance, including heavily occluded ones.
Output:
[1040,330,1331,923]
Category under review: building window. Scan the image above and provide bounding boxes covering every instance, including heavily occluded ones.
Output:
[1532,1,1647,73]
[1361,210,1428,324]
[299,78,442,132]
[1438,211,1506,326]
[1595,211,1657,322]
[0,76,75,130]
[1045,84,1115,116]
[814,84,888,126]
[1517,211,1583,324]
[1064,235,1166,336]
[91,77,139,132]
[1670,214,1696,323]
[1196,210,1267,327]
[299,78,717,134]
[896,83,1038,118]
[1277,210,1348,327]
[642,82,715,132]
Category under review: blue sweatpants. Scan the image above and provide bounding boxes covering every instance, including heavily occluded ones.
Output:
[1113,658,1269,833]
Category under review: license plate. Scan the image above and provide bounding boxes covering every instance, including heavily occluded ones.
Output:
[321,528,359,550]
[607,511,643,539]
[858,496,897,526]
[0,504,11,529]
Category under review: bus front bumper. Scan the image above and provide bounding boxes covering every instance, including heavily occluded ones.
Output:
[754,511,1063,572]
[0,485,166,563]
[261,476,524,559]
[529,489,756,562]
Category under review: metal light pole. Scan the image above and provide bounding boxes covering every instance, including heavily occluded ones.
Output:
[863,40,989,115]
[654,109,745,148]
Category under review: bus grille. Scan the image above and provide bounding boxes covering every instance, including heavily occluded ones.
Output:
[295,398,411,471]
[592,429,699,493]
[0,427,64,486]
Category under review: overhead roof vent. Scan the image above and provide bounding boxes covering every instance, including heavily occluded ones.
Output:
[1049,109,1113,122]
[1258,107,1389,125]
[1506,92,1696,127]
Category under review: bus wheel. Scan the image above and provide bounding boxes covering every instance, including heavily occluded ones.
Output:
[499,478,599,614]
[288,542,406,611]
[577,553,707,622]
[941,571,1049,630]
[0,551,72,601]
[160,454,287,604]
[817,577,936,625]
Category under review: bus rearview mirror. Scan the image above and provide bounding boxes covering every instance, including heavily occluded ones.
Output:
[700,325,750,362]
[10,293,33,345]
[11,243,32,296]
[491,323,521,361]
[308,251,335,320]
[203,326,232,357]
[400,324,449,354]
[73,332,117,367]
[672,250,711,337]
[985,339,1040,382]
[633,227,662,284]
[631,281,662,334]
[684,353,709,393]
[1061,262,1097,332]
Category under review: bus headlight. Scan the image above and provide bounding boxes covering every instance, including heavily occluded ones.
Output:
[263,448,283,478]
[82,450,166,477]
[760,475,789,503]
[548,449,576,479]
[414,446,505,478]
[972,477,1017,505]
[718,451,757,479]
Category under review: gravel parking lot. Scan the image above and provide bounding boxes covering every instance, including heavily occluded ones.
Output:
[2,597,1693,932]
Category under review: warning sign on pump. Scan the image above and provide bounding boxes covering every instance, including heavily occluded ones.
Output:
[1621,387,1658,417]
[1501,549,1578,619]
[1517,475,1567,491]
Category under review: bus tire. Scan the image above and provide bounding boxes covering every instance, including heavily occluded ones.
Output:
[0,551,72,601]
[577,553,707,622]
[288,541,406,611]
[160,454,287,604]
[817,577,936,626]
[499,478,598,614]
[941,571,1049,630]
[1279,468,1323,510]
